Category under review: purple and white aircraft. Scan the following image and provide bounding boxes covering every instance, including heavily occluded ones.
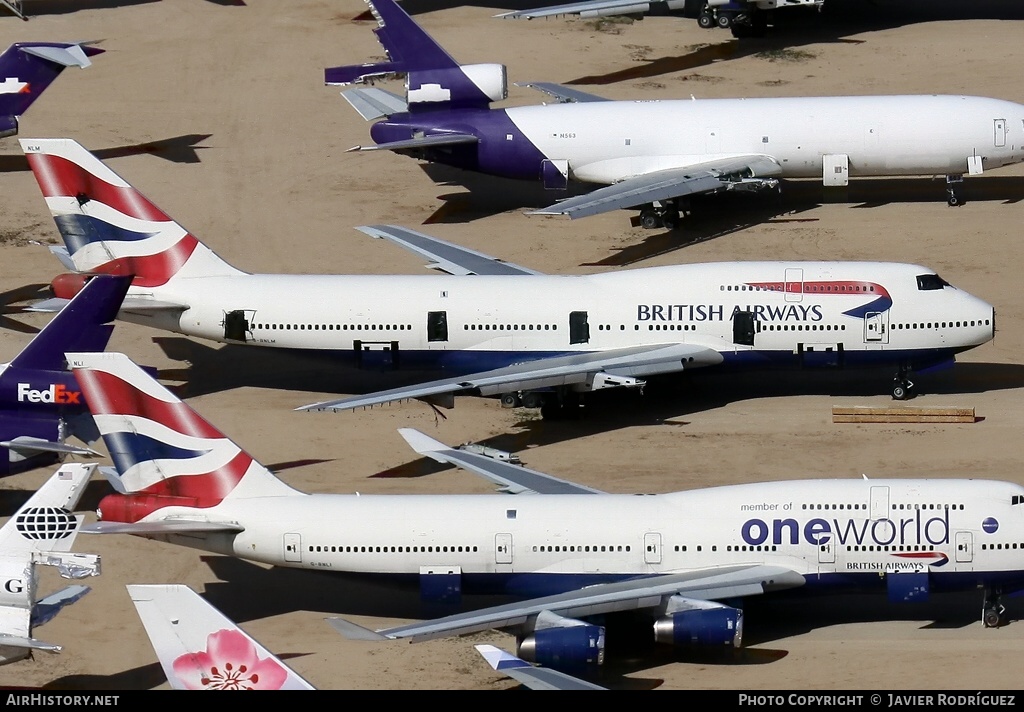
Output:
[328,0,1024,228]
[0,274,129,476]
[0,42,102,138]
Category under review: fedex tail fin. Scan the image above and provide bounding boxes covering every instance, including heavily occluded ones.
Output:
[0,42,102,138]
[7,274,129,372]
[326,0,507,111]
[21,138,244,286]
[68,352,298,526]
[128,584,316,690]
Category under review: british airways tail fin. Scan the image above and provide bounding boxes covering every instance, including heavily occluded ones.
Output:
[128,584,316,690]
[68,352,299,526]
[21,138,245,287]
[7,274,129,372]
[0,43,102,138]
[326,0,507,111]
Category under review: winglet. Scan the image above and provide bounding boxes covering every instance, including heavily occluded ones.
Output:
[397,427,449,463]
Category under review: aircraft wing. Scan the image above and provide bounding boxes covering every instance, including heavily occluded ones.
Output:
[497,0,669,20]
[398,428,604,495]
[349,133,479,153]
[516,82,608,104]
[532,155,783,219]
[0,633,63,653]
[475,644,606,690]
[297,342,722,412]
[357,224,542,276]
[330,564,804,642]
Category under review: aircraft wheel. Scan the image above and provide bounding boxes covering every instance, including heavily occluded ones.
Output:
[947,193,960,207]
[717,13,732,29]
[698,12,715,29]
[521,392,544,409]
[500,393,521,408]
[661,211,681,230]
[639,209,662,230]
[892,383,908,401]
[983,607,1003,629]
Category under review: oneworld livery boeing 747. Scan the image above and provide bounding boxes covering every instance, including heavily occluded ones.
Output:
[328,0,1024,228]
[22,139,993,416]
[72,352,1024,678]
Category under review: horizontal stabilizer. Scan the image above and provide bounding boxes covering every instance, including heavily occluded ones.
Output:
[0,633,62,653]
[327,617,388,641]
[326,60,404,86]
[19,44,94,69]
[31,585,90,628]
[516,82,608,103]
[0,437,99,457]
[340,87,408,120]
[351,133,479,153]
[497,0,655,19]
[399,428,604,495]
[475,644,606,690]
[49,245,76,271]
[356,224,541,276]
[82,520,245,535]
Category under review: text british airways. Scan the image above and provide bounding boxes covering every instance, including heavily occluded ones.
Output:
[637,304,824,322]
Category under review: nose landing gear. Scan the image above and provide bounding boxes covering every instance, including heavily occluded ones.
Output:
[892,366,915,401]
[946,174,964,207]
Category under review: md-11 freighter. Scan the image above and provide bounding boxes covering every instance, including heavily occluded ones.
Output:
[72,352,1024,679]
[329,0,1024,228]
[23,139,993,417]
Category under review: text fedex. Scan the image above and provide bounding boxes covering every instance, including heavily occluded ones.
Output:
[17,383,82,404]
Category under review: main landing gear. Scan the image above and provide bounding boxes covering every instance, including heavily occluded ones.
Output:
[946,174,964,207]
[697,4,768,38]
[636,200,687,230]
[891,366,915,401]
[983,589,1007,628]
[500,389,583,420]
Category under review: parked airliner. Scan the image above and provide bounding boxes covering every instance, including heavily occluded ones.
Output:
[329,0,1024,228]
[22,139,994,416]
[73,352,1024,677]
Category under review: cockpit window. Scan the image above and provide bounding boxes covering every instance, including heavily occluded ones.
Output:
[1013,495,1024,506]
[916,274,950,291]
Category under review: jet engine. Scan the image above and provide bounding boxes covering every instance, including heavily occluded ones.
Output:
[406,63,507,108]
[517,611,605,670]
[652,596,743,648]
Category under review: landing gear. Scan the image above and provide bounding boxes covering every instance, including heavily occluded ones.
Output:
[891,366,915,401]
[500,393,521,408]
[697,11,715,29]
[946,174,964,207]
[982,589,1007,628]
[636,201,684,230]
[716,12,733,29]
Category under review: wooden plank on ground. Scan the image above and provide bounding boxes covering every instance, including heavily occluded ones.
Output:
[832,406,976,424]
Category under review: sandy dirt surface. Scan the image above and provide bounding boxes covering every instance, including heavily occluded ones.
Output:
[0,0,1023,691]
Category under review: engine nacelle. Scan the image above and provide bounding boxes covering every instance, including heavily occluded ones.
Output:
[653,604,743,648]
[406,63,507,108]
[517,613,605,670]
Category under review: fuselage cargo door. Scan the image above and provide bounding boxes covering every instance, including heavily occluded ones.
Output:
[823,153,850,187]
[955,531,973,564]
[994,118,1006,148]
[644,532,662,565]
[542,159,569,190]
[784,268,803,303]
[569,311,590,345]
[283,532,302,563]
[223,309,255,343]
[495,533,513,565]
[863,311,889,344]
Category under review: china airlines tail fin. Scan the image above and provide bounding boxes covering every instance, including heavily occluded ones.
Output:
[68,352,299,530]
[0,43,103,138]
[21,138,245,287]
[128,584,316,690]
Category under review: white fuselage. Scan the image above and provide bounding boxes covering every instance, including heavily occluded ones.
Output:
[130,262,994,373]
[148,479,1024,596]
[506,95,1024,184]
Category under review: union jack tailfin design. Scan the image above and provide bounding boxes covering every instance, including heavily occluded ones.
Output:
[68,352,297,524]
[21,138,244,288]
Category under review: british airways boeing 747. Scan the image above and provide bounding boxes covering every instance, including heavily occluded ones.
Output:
[21,139,993,417]
[71,352,1024,680]
[328,0,1024,228]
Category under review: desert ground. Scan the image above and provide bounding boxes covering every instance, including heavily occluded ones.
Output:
[1,0,1024,691]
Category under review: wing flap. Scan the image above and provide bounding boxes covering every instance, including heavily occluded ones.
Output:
[533,156,782,219]
[497,1,655,20]
[350,133,479,153]
[399,428,604,495]
[356,225,541,276]
[475,645,607,690]
[331,565,804,642]
[340,87,408,121]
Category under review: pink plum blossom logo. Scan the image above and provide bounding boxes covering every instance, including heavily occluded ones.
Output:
[173,628,289,690]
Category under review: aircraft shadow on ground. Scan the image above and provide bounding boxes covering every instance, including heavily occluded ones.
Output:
[0,135,211,172]
[8,0,158,18]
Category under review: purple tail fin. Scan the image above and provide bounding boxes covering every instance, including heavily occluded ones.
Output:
[0,42,103,137]
[8,274,129,372]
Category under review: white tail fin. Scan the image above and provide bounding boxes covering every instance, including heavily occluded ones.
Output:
[128,584,316,690]
[21,138,245,285]
[0,462,92,553]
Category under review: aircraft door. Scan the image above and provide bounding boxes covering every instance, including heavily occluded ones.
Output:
[542,159,569,190]
[223,309,255,343]
[427,311,448,342]
[994,119,1007,148]
[284,533,302,563]
[817,541,835,564]
[733,310,756,346]
[569,311,590,345]
[863,312,889,344]
[823,154,849,187]
[644,533,662,565]
[495,533,513,565]
[870,486,890,520]
[955,531,973,564]
[784,268,803,302]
